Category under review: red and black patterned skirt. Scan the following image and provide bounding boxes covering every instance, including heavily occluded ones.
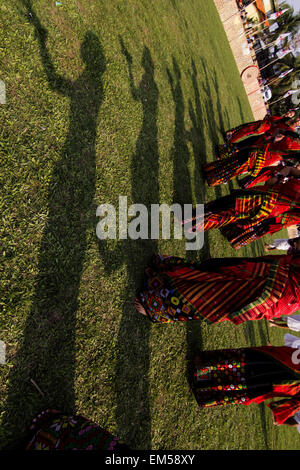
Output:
[192,348,290,408]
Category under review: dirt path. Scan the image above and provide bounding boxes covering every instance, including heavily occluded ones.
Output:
[214,0,267,119]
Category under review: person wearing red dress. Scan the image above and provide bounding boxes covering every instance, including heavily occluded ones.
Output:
[203,117,300,187]
[191,345,300,429]
[224,111,296,143]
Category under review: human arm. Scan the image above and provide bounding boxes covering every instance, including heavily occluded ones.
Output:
[266,166,300,186]
[21,0,71,93]
[277,167,300,178]
[267,128,285,143]
[119,36,139,101]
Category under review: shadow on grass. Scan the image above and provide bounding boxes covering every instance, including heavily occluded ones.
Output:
[258,403,270,449]
[198,59,224,204]
[167,57,193,209]
[166,56,234,379]
[2,1,106,447]
[166,57,206,379]
[243,318,270,348]
[243,320,270,348]
[96,39,159,449]
[169,59,271,447]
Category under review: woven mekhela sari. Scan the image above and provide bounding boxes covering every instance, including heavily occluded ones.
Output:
[239,165,283,189]
[185,187,281,234]
[135,253,300,325]
[217,142,251,160]
[226,115,282,143]
[192,346,300,423]
[226,115,294,144]
[217,133,300,164]
[221,210,300,250]
[219,181,300,249]
[272,135,300,154]
[25,410,128,450]
[182,180,300,249]
[217,132,299,164]
[217,134,273,161]
[203,146,269,186]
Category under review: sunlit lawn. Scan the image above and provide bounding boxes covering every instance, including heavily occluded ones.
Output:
[0,0,299,450]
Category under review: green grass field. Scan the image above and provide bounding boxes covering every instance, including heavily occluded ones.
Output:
[0,0,299,450]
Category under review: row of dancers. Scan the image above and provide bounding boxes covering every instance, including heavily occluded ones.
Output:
[7,114,300,450]
[133,111,300,431]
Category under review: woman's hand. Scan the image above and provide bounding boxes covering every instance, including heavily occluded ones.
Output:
[273,133,285,142]
[272,416,279,426]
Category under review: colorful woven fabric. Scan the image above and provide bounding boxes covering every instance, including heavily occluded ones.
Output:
[190,188,279,235]
[227,214,300,251]
[249,146,269,176]
[199,180,300,249]
[240,165,282,189]
[203,154,249,186]
[217,142,239,160]
[226,116,274,143]
[25,410,127,450]
[136,254,294,325]
[234,190,278,225]
[201,210,236,232]
[193,349,250,407]
[272,135,300,154]
[205,144,275,187]
[268,398,300,425]
[226,115,294,145]
[192,347,300,423]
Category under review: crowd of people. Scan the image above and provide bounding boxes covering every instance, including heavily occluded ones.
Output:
[19,111,300,449]
[15,111,300,450]
[7,0,300,454]
[134,110,300,436]
[7,98,300,449]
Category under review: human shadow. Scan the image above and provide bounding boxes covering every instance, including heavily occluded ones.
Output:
[167,58,193,209]
[243,319,271,348]
[243,322,257,346]
[187,59,209,201]
[166,57,204,383]
[187,58,235,241]
[96,38,158,449]
[2,1,106,446]
[168,57,232,380]
[196,59,224,203]
[186,59,213,264]
[258,403,270,449]
[211,68,230,140]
